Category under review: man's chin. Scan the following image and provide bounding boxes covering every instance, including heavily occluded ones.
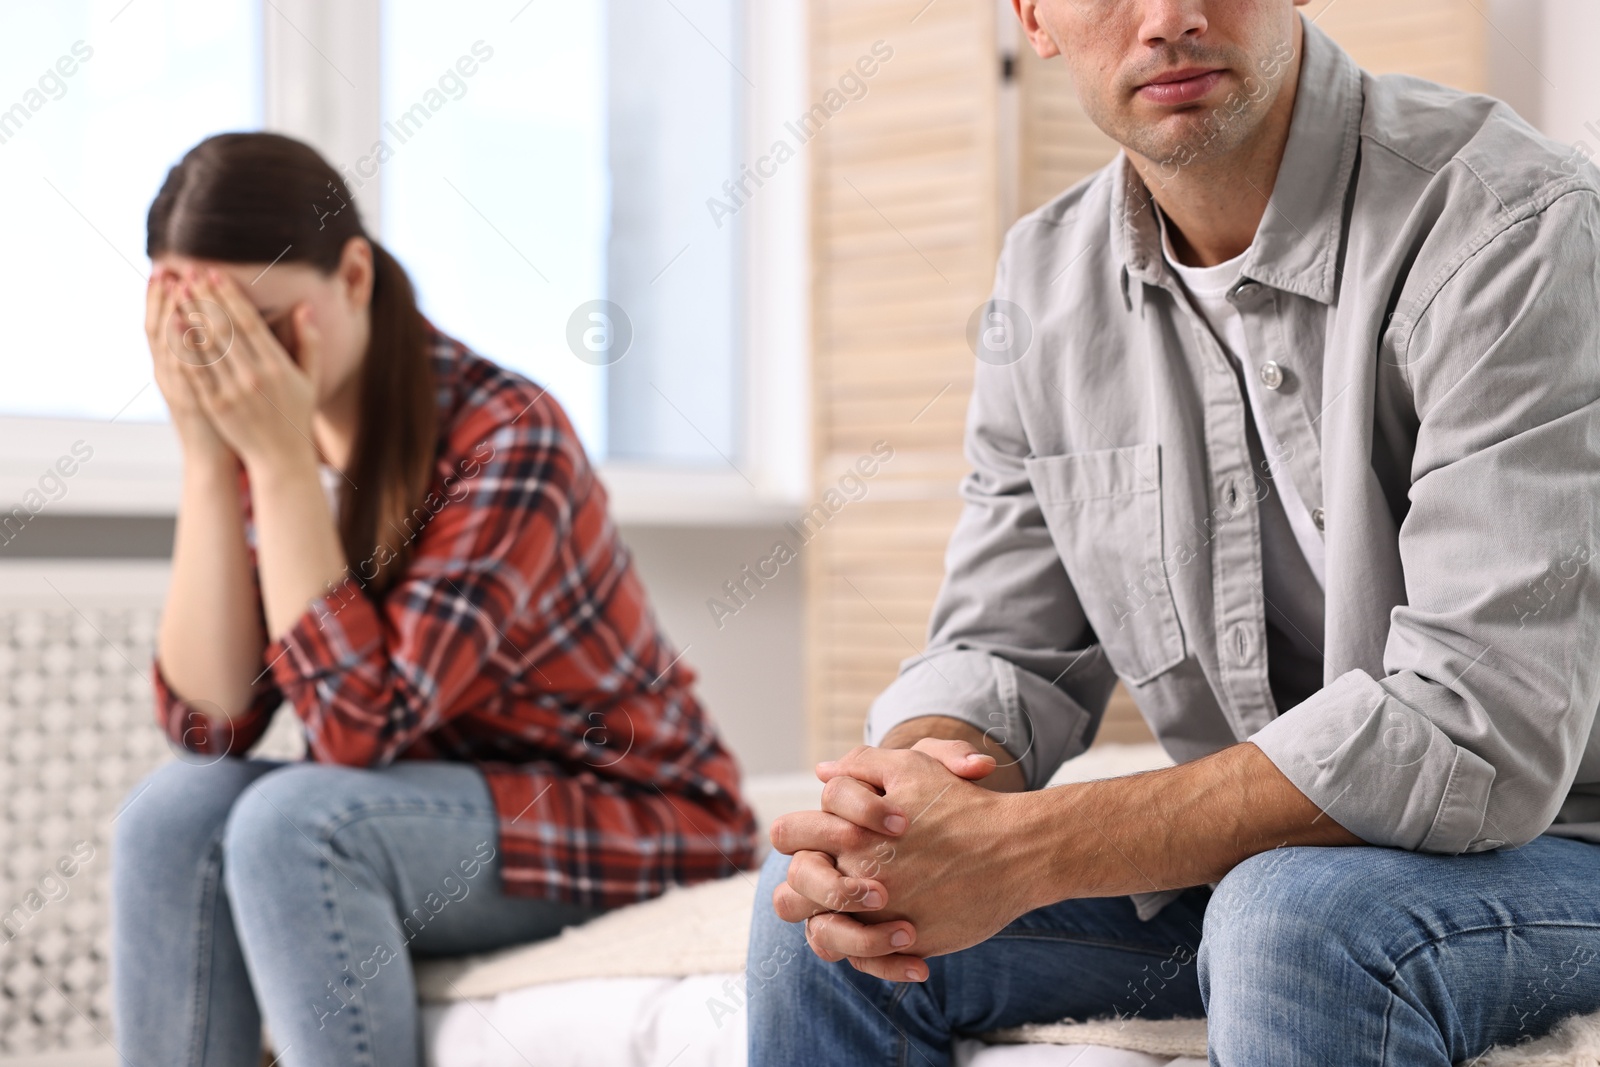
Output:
[1117,109,1247,170]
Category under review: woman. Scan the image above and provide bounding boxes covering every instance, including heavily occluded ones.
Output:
[112,131,759,1067]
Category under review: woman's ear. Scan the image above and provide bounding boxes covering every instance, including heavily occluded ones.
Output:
[337,235,376,310]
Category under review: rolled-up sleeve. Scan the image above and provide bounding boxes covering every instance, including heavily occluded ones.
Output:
[866,247,1120,791]
[152,655,280,758]
[1250,190,1600,852]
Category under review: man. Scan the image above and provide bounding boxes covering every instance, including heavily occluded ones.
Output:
[747,1,1600,1064]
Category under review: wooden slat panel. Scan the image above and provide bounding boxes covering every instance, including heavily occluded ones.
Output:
[807,0,998,760]
[1302,0,1486,90]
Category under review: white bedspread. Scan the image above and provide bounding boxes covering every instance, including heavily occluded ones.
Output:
[421,977,1203,1067]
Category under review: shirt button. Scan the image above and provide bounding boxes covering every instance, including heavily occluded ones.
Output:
[1232,281,1259,300]
[1230,623,1252,664]
[1312,506,1326,531]
[1259,360,1285,390]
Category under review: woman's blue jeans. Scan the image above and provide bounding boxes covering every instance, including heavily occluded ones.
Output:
[747,835,1600,1065]
[111,757,598,1067]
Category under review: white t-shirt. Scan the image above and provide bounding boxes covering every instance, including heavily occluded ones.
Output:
[1158,209,1326,713]
[1157,215,1326,587]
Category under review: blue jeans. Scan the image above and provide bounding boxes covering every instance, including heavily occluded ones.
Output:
[747,836,1600,1065]
[111,758,598,1067]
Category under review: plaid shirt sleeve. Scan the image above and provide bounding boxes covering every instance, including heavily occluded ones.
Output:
[263,412,576,767]
[151,656,281,758]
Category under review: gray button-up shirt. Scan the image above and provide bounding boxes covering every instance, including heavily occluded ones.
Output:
[866,18,1600,911]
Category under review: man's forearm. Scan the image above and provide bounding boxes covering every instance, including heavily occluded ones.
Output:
[879,714,1027,792]
[1012,741,1363,911]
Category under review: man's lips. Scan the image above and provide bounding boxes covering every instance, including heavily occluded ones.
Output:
[1136,68,1225,106]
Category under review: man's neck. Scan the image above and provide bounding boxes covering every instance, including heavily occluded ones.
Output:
[1128,22,1305,268]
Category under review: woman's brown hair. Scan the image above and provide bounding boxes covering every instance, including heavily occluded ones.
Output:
[146,131,436,598]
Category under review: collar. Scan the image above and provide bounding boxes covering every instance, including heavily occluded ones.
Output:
[1156,204,1248,295]
[1112,17,1363,307]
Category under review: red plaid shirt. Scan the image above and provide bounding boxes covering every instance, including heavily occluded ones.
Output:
[154,324,759,908]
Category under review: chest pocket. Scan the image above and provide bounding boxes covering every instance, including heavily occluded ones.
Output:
[1025,444,1186,685]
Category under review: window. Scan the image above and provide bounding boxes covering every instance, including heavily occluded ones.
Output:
[0,0,261,423]
[378,2,609,452]
[379,0,742,466]
[598,0,743,465]
[0,0,806,520]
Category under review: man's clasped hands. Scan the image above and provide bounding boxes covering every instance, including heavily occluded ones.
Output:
[768,734,1053,983]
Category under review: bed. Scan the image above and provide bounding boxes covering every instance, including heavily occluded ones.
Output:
[417,744,1201,1067]
[415,742,1600,1067]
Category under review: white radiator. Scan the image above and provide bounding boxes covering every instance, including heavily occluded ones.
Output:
[0,562,300,1066]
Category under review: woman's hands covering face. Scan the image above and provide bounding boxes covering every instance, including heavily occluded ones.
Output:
[146,266,230,466]
[147,265,323,476]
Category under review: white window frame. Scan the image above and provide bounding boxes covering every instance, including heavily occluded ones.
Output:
[0,0,808,526]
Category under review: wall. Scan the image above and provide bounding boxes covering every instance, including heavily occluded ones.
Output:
[802,0,1002,763]
[1536,0,1600,150]
[613,524,805,775]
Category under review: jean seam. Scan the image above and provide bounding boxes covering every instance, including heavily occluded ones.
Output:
[312,799,498,1062]
[1380,978,1397,1067]
[321,850,378,1067]
[1376,919,1600,1066]
[888,978,914,1067]
[186,836,223,1067]
[298,798,497,844]
[249,790,493,1064]
[1388,919,1600,971]
[988,928,1195,959]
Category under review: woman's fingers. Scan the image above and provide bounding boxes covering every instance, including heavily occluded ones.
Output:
[201,268,293,375]
[778,849,887,915]
[184,270,250,369]
[181,345,226,414]
[149,275,185,365]
[144,270,168,347]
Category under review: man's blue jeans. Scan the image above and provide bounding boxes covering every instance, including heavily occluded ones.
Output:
[111,758,598,1067]
[747,836,1600,1065]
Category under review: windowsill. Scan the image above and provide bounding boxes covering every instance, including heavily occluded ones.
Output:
[599,463,804,526]
[0,417,804,528]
